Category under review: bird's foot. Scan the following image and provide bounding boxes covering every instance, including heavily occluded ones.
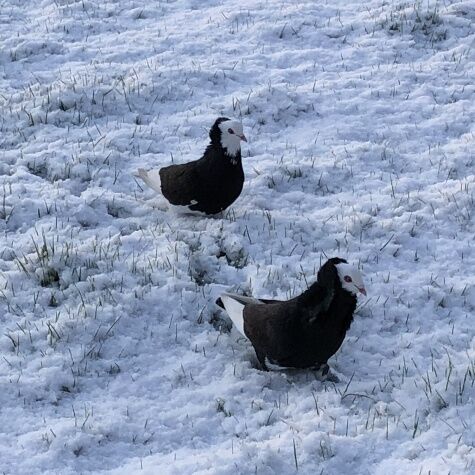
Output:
[259,360,269,372]
[313,363,339,382]
[257,353,269,372]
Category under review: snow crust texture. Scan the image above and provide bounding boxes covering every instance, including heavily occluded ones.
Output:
[0,0,474,474]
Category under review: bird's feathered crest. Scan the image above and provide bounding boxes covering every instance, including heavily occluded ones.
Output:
[209,117,231,144]
[317,257,347,289]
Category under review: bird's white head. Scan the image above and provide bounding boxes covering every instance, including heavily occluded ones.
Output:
[335,263,367,296]
[218,119,247,157]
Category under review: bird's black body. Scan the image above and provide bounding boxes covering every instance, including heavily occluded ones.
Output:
[216,258,358,370]
[159,117,244,215]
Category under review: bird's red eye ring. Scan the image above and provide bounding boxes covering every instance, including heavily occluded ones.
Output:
[344,275,352,283]
[228,128,234,134]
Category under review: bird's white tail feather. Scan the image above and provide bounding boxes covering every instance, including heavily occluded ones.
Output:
[136,168,162,193]
[219,293,263,338]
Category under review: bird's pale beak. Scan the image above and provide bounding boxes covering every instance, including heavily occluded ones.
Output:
[358,287,367,296]
[238,134,247,142]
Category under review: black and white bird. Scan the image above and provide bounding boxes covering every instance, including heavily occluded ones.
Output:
[216,258,366,373]
[136,117,247,215]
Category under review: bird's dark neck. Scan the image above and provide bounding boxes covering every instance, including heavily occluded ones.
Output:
[300,276,355,314]
[298,281,325,306]
[225,149,242,165]
[332,288,357,332]
[206,142,242,165]
[299,269,339,304]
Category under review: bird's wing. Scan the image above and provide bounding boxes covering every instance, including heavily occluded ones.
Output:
[258,297,285,305]
[243,301,302,361]
[243,282,338,362]
[216,292,286,337]
[159,162,202,206]
[297,280,336,324]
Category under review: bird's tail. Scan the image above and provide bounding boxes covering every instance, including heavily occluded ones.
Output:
[135,168,162,193]
[216,293,263,338]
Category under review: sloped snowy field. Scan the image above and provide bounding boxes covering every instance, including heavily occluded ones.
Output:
[1,0,474,473]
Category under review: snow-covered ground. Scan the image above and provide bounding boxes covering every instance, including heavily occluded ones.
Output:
[1,0,474,473]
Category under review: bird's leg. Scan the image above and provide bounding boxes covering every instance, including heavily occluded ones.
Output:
[313,362,340,382]
[256,351,269,371]
[315,362,329,376]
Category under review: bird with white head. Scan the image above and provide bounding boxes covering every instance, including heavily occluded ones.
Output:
[218,119,247,158]
[216,257,367,373]
[136,117,247,215]
[335,262,367,296]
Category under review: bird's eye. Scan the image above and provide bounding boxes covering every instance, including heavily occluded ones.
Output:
[344,276,352,283]
[228,128,234,134]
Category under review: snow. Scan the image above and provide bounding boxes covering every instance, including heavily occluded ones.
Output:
[1,0,474,473]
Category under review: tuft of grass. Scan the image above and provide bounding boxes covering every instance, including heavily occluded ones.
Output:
[381,1,447,44]
[215,398,232,417]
